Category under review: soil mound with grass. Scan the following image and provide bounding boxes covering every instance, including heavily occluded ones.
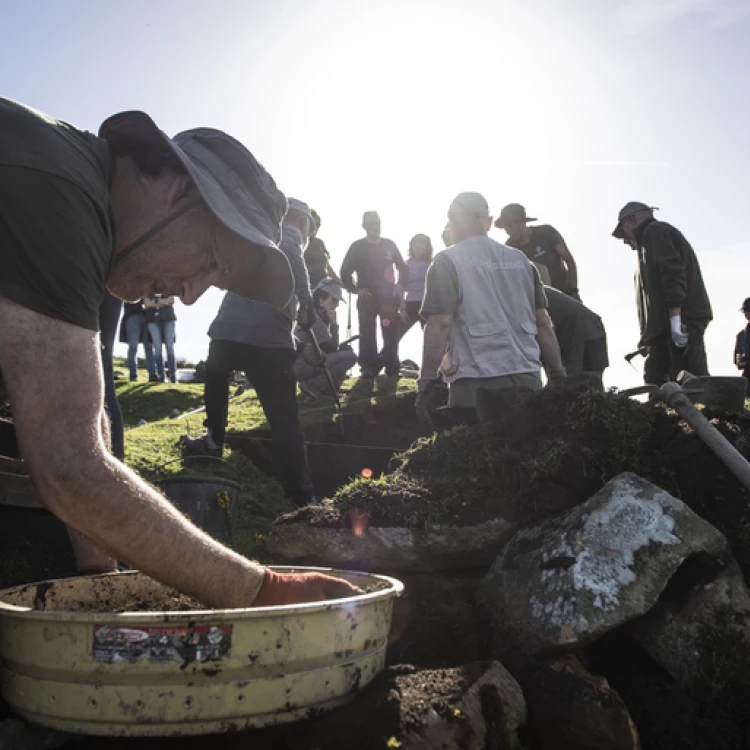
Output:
[278,386,750,583]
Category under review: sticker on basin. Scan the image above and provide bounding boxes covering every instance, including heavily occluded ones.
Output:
[92,624,232,664]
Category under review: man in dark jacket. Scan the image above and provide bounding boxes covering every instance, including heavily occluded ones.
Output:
[340,211,406,377]
[734,298,750,389]
[613,202,712,385]
[303,210,338,289]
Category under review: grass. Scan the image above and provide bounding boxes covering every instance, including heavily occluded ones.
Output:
[120,363,416,561]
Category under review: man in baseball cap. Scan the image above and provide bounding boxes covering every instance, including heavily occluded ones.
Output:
[612,200,712,385]
[0,98,357,608]
[495,203,582,302]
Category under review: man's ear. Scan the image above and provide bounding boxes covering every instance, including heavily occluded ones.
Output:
[165,173,196,208]
[486,217,493,232]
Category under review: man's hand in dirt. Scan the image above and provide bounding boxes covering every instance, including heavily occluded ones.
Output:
[546,367,567,385]
[252,569,362,607]
[357,288,372,299]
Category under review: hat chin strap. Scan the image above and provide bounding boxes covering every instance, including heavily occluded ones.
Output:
[112,200,202,268]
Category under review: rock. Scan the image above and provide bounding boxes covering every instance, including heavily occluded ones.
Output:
[636,561,750,689]
[136,418,147,427]
[0,718,70,749]
[169,408,181,419]
[266,517,516,573]
[522,655,641,750]
[262,661,526,750]
[478,473,731,656]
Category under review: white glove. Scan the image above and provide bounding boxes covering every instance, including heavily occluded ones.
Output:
[670,315,689,348]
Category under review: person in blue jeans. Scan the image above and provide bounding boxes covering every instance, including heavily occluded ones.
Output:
[145,295,177,382]
[120,300,156,381]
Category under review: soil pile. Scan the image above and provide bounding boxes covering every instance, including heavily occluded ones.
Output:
[278,385,750,584]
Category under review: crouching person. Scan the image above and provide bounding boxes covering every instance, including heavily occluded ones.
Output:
[295,278,357,400]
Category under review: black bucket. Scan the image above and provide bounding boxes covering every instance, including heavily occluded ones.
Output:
[156,475,241,544]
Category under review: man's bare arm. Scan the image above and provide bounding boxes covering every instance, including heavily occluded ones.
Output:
[0,298,265,607]
[420,314,453,381]
[536,308,565,374]
[554,242,578,292]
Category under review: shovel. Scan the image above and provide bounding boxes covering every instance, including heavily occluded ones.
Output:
[620,372,750,492]
[307,326,346,440]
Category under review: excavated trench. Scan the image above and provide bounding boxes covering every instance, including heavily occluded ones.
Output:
[3,380,750,748]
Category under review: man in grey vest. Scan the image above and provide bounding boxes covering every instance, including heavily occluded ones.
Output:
[181,198,317,507]
[417,192,565,424]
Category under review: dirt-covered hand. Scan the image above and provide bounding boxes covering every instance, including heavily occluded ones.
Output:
[252,569,362,607]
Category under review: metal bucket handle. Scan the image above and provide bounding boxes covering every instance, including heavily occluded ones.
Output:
[145,455,244,489]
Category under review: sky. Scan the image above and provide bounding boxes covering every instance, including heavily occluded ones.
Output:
[2,0,749,389]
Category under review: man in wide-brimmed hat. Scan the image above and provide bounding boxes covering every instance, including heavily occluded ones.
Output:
[612,201,712,385]
[495,203,581,302]
[0,98,357,607]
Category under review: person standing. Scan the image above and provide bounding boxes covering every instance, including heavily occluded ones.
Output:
[295,278,357,400]
[734,298,750,389]
[340,211,406,377]
[120,300,156,382]
[612,202,712,385]
[181,198,317,508]
[398,233,433,339]
[145,295,177,382]
[304,209,339,289]
[495,203,581,301]
[417,193,565,424]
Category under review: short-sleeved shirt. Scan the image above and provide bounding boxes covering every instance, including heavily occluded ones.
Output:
[506,224,568,292]
[0,98,114,331]
[421,250,548,317]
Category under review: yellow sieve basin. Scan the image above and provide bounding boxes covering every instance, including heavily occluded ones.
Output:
[0,567,403,737]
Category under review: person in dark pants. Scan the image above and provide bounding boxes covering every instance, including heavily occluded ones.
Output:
[612,202,712,386]
[340,211,406,377]
[734,298,750,390]
[98,292,125,461]
[181,198,316,507]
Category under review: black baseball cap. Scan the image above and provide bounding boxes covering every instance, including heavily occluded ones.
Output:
[99,111,293,309]
[494,203,537,229]
[741,298,750,312]
[612,202,657,239]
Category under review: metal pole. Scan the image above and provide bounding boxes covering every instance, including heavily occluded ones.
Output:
[306,327,346,439]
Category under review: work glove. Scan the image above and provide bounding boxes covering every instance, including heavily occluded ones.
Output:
[670,315,689,348]
[252,569,361,607]
[297,300,317,332]
[416,377,439,432]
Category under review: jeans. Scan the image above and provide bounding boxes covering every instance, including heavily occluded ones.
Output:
[205,340,314,506]
[126,314,155,378]
[149,320,176,382]
[98,292,125,460]
[357,292,401,374]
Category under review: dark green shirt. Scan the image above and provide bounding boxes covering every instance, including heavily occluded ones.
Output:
[0,97,113,331]
[506,224,568,292]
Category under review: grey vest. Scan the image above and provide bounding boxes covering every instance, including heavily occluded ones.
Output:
[442,236,541,383]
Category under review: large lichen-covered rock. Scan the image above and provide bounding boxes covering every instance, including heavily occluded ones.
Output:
[636,561,750,690]
[521,655,641,750]
[478,473,732,657]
